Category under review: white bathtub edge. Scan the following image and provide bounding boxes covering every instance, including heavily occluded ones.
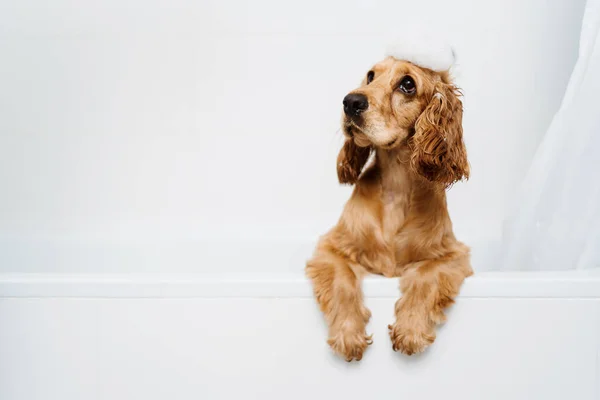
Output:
[1,271,600,298]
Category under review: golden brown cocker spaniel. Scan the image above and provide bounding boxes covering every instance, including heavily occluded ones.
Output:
[306,56,473,361]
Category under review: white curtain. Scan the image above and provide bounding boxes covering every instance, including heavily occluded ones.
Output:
[500,0,600,270]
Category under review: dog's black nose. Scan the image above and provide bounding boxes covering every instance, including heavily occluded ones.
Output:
[343,93,368,116]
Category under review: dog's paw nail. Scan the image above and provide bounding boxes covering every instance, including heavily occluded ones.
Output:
[328,330,370,362]
[389,321,435,355]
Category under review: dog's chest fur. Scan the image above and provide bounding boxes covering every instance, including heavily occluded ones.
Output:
[378,150,411,243]
[381,175,409,244]
[374,149,448,273]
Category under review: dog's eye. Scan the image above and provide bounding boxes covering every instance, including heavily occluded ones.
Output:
[366,71,375,84]
[398,76,416,94]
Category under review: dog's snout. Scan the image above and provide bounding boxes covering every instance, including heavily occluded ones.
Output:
[343,93,368,116]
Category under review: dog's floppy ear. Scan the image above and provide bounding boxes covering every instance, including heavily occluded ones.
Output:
[411,81,469,187]
[337,139,371,185]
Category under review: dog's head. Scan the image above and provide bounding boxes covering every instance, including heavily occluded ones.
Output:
[337,57,469,187]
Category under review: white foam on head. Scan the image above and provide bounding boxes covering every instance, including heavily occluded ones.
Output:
[385,37,455,72]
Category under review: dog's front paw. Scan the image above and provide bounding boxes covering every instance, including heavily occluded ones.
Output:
[388,321,435,356]
[327,329,373,362]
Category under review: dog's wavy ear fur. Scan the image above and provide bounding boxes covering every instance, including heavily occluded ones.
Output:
[337,139,371,185]
[411,81,469,187]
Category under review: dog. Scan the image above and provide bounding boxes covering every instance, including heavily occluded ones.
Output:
[306,54,473,361]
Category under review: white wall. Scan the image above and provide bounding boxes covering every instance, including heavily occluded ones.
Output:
[0,0,586,273]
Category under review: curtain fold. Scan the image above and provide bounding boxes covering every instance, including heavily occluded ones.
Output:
[499,0,600,270]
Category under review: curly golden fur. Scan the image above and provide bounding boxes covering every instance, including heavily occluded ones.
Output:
[306,57,472,361]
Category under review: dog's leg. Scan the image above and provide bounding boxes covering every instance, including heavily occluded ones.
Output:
[306,251,371,361]
[389,252,472,355]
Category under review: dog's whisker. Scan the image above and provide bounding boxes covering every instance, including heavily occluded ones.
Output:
[348,120,367,135]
